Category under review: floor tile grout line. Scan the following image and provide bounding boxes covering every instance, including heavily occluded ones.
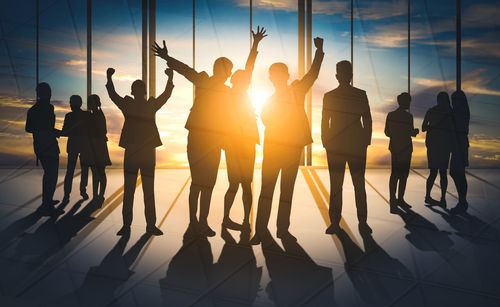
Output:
[465,170,500,191]
[130,175,191,271]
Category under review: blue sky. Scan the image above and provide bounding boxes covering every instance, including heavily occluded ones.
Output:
[0,0,499,167]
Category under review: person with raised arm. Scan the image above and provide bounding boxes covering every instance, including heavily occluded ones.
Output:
[222,26,267,232]
[152,39,233,237]
[106,67,174,236]
[251,37,324,244]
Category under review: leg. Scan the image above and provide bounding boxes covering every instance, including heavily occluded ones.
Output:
[99,166,107,197]
[326,151,346,228]
[397,151,412,206]
[439,168,448,205]
[40,156,59,206]
[63,152,77,199]
[198,144,221,233]
[241,182,252,227]
[348,150,368,226]
[188,183,201,224]
[141,148,158,230]
[389,153,398,205]
[91,166,99,198]
[426,168,438,201]
[276,148,301,236]
[80,160,89,198]
[254,148,280,233]
[122,149,138,228]
[223,148,240,226]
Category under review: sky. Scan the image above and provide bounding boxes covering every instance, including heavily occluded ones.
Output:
[0,0,499,168]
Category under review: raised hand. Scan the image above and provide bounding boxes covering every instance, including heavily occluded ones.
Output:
[252,26,267,45]
[165,68,173,79]
[107,67,115,78]
[314,37,324,51]
[152,40,168,59]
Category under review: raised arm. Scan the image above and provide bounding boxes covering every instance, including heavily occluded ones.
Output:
[105,68,126,110]
[245,26,267,74]
[152,40,202,85]
[361,93,372,146]
[152,68,175,111]
[297,37,325,91]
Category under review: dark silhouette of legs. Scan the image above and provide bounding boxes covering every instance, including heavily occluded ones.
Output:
[39,156,59,206]
[188,183,201,224]
[91,166,106,200]
[140,148,161,235]
[450,168,468,214]
[223,181,240,229]
[439,168,448,205]
[122,164,138,229]
[425,168,438,203]
[348,153,370,233]
[80,163,89,199]
[326,151,346,230]
[241,181,252,228]
[276,148,301,239]
[63,153,78,200]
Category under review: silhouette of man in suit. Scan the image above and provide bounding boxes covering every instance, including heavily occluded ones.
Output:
[153,41,233,237]
[251,37,324,244]
[106,67,174,236]
[321,60,372,235]
[25,82,64,216]
[61,95,90,202]
[384,92,418,213]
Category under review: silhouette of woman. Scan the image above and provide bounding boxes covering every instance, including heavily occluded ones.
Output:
[84,94,111,203]
[222,26,266,232]
[450,90,470,214]
[422,92,455,207]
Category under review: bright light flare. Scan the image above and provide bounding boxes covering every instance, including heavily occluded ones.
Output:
[250,87,271,114]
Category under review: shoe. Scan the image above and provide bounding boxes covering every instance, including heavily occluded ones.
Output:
[62,195,70,203]
[117,226,131,236]
[277,230,297,242]
[146,225,163,236]
[358,222,372,234]
[450,201,468,215]
[198,223,216,237]
[440,198,447,209]
[81,192,89,200]
[325,224,341,234]
[397,199,412,209]
[51,200,60,206]
[249,233,261,245]
[425,196,439,206]
[222,217,242,230]
[390,198,398,214]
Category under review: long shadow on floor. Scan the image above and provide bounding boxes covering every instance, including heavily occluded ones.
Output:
[53,233,151,306]
[336,228,415,307]
[259,229,335,306]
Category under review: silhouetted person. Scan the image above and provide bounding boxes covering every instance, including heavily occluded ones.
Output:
[251,37,324,244]
[384,92,418,213]
[153,41,233,237]
[450,90,470,214]
[223,27,266,232]
[25,82,64,216]
[83,94,111,203]
[106,67,174,236]
[321,60,372,235]
[422,92,455,207]
[61,95,90,202]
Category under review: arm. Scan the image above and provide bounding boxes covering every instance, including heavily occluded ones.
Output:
[153,68,175,111]
[50,105,61,137]
[321,97,331,146]
[152,40,202,85]
[384,114,391,138]
[244,26,267,74]
[60,114,70,137]
[422,110,430,132]
[25,108,33,133]
[105,68,126,110]
[296,37,325,91]
[411,115,419,137]
[362,93,372,146]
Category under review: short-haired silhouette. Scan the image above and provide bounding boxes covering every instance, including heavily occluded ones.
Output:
[449,90,470,214]
[223,26,266,232]
[321,60,372,235]
[384,92,418,213]
[153,40,233,237]
[106,67,174,236]
[82,94,111,204]
[25,82,64,216]
[251,37,324,244]
[422,92,455,207]
[61,95,90,202]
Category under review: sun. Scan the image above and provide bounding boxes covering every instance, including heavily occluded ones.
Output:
[250,87,271,113]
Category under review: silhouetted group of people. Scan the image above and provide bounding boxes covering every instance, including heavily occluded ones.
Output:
[25,26,470,242]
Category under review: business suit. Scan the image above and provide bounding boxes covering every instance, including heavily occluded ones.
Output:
[106,79,174,228]
[61,109,89,198]
[322,84,372,227]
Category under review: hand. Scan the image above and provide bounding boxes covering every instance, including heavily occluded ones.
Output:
[107,68,115,78]
[165,68,173,79]
[314,37,324,51]
[252,26,267,45]
[152,40,168,59]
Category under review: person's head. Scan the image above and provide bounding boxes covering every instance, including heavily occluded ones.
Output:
[87,94,101,112]
[230,69,249,91]
[269,62,289,89]
[69,95,82,111]
[36,82,51,102]
[213,57,233,82]
[437,91,451,109]
[397,92,411,110]
[131,79,146,98]
[451,90,467,110]
[336,60,353,84]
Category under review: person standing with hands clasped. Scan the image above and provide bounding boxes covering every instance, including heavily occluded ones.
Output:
[106,67,174,236]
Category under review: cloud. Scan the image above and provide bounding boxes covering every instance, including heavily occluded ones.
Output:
[360,23,428,48]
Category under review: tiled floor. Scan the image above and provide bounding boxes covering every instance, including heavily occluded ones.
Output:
[0,167,499,306]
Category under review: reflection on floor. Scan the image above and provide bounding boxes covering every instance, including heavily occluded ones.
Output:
[0,168,499,306]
